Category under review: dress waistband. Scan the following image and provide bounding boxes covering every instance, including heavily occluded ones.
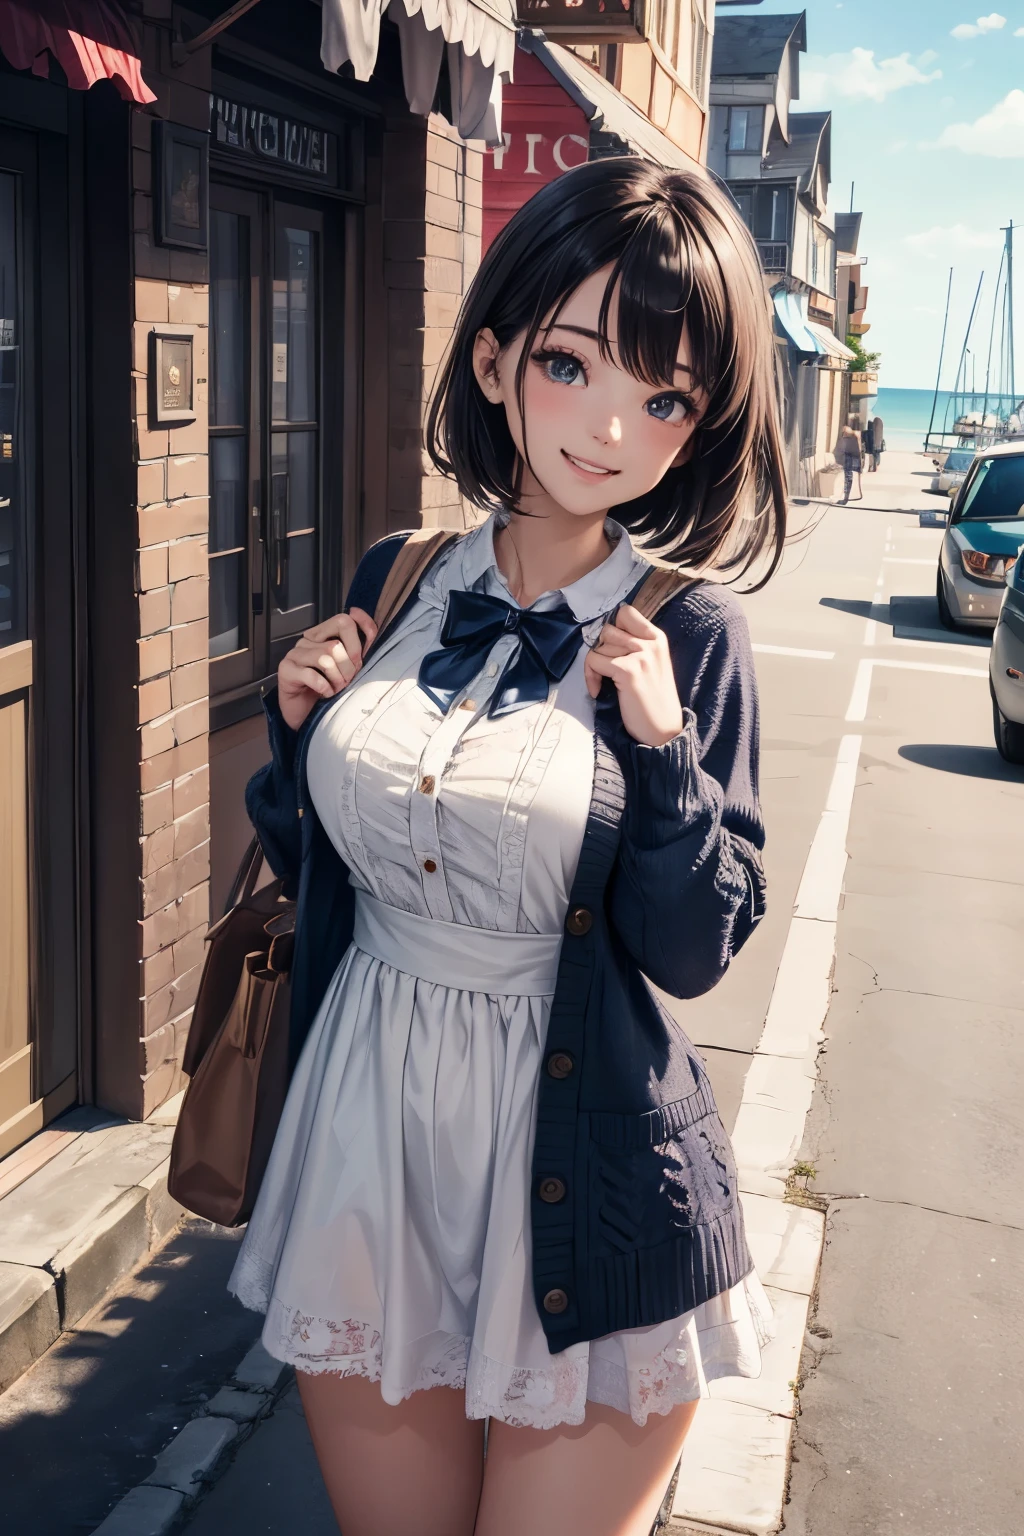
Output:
[352,892,562,996]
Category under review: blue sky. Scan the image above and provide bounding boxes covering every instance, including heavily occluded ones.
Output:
[718,2,1024,389]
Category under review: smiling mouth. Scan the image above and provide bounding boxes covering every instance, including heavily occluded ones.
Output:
[561,450,618,478]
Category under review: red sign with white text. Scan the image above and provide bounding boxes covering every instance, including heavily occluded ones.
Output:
[482,51,591,252]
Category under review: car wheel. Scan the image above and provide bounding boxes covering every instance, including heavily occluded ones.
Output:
[993,697,1024,764]
[936,569,957,630]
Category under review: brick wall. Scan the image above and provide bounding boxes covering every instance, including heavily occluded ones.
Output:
[384,112,483,533]
[127,21,213,1119]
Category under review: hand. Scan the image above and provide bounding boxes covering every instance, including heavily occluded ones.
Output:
[583,604,684,747]
[277,608,378,731]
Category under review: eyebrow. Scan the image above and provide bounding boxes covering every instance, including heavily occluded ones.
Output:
[547,323,694,377]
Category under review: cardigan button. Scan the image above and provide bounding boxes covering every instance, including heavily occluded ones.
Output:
[423,859,437,874]
[546,1052,574,1080]
[565,906,592,937]
[538,1176,566,1204]
[542,1287,569,1315]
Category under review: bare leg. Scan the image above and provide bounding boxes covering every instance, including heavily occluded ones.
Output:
[297,1372,485,1536]
[475,1397,699,1536]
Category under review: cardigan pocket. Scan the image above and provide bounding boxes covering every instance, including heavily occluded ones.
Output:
[587,1074,740,1255]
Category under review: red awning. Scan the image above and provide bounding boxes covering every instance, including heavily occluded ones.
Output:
[0,0,156,104]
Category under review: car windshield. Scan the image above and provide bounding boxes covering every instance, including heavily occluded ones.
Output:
[946,451,974,472]
[957,455,1024,520]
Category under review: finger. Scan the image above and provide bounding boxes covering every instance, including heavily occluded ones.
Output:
[583,652,602,699]
[585,650,632,683]
[328,641,360,682]
[313,653,347,692]
[593,624,643,656]
[346,607,378,646]
[288,665,335,700]
[613,603,660,640]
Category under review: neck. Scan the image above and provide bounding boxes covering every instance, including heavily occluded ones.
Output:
[493,467,611,607]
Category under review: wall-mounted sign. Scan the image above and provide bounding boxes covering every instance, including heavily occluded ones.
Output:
[154,122,209,251]
[149,330,196,425]
[482,51,591,252]
[515,0,645,42]
[212,95,336,182]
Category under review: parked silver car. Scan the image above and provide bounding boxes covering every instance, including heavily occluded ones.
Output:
[937,443,1024,630]
[991,551,1024,763]
[930,446,974,496]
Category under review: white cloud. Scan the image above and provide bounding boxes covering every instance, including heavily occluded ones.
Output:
[1016,25,1024,35]
[951,13,1006,38]
[902,224,1004,259]
[932,89,1024,156]
[801,47,942,105]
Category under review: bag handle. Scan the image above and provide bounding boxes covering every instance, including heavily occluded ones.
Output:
[369,528,462,646]
[224,835,264,916]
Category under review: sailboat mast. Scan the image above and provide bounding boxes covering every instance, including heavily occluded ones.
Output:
[926,267,954,452]
[1006,220,1015,407]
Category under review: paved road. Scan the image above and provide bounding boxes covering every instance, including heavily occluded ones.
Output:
[3,452,1020,1535]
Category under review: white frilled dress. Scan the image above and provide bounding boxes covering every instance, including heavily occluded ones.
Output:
[229,515,773,1429]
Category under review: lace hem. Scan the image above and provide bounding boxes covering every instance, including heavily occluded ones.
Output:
[250,1299,765,1429]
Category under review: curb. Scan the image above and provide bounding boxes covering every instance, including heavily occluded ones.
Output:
[0,1103,186,1396]
[92,1340,290,1535]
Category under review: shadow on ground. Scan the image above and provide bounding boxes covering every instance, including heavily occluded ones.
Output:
[898,743,1022,781]
[0,1220,260,1536]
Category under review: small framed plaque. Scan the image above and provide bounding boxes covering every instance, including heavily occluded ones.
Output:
[149,329,196,424]
[154,121,209,250]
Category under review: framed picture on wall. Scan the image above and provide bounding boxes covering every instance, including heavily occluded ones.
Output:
[149,329,196,424]
[154,121,209,250]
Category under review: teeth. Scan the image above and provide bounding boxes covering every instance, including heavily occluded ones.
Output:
[566,453,612,475]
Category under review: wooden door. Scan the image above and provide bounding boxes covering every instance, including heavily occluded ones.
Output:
[208,179,342,915]
[0,142,35,1154]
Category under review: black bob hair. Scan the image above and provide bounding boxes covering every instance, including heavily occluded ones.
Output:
[426,157,788,586]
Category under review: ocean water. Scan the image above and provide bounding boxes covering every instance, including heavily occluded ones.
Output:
[874,387,1021,453]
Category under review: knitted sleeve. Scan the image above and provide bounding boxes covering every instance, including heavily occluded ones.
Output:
[608,581,766,999]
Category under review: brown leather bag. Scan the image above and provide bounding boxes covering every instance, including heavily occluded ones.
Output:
[167,839,295,1226]
[166,529,695,1228]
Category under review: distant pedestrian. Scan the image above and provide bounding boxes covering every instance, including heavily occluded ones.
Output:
[869,416,884,471]
[835,423,863,502]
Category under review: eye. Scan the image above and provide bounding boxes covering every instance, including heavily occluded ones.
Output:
[645,392,691,425]
[532,349,587,387]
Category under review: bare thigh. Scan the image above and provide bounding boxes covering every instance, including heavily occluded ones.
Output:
[297,1372,485,1536]
[475,1397,699,1536]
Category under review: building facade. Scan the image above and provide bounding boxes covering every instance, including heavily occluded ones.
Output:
[708,9,854,496]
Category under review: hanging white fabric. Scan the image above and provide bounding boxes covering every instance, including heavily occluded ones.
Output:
[320,0,514,144]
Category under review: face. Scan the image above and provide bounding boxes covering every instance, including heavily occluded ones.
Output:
[472,265,704,520]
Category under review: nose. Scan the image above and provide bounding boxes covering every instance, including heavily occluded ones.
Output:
[595,415,622,447]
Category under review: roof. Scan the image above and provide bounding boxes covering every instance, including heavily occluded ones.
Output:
[763,109,831,196]
[710,11,807,78]
[834,211,862,254]
[517,31,695,170]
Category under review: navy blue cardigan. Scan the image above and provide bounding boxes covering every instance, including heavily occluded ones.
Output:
[246,535,766,1350]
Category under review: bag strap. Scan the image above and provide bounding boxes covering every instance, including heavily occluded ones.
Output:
[371,527,462,637]
[226,835,264,912]
[627,560,702,623]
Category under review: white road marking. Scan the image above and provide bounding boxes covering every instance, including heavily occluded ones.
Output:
[676,732,863,1532]
[845,657,988,722]
[752,644,835,660]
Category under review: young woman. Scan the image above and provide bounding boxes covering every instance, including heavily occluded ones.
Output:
[229,158,787,1536]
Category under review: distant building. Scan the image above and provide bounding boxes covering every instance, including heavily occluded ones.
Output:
[834,211,878,427]
[709,8,855,496]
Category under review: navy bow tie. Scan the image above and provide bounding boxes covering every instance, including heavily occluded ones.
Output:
[418,589,584,718]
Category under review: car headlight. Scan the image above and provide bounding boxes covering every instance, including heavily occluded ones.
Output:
[961,549,1017,584]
